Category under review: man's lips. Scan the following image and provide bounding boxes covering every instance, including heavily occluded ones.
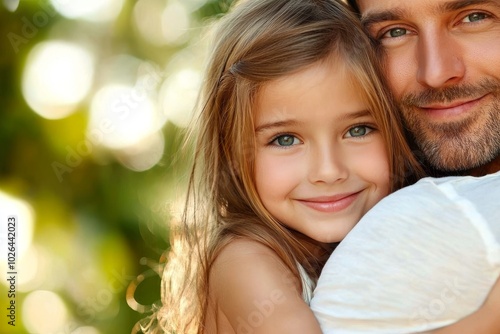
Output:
[296,191,361,213]
[418,95,486,118]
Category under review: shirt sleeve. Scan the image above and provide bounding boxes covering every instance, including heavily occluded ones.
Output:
[310,172,500,334]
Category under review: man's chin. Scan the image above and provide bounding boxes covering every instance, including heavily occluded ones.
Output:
[425,151,500,176]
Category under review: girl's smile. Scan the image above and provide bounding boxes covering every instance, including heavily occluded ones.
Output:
[254,58,391,244]
[296,191,363,213]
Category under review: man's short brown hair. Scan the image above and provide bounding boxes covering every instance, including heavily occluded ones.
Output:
[346,0,360,14]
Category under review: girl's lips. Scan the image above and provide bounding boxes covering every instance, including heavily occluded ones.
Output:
[297,191,361,213]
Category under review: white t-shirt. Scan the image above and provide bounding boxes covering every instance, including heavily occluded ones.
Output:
[298,263,315,304]
[311,172,500,334]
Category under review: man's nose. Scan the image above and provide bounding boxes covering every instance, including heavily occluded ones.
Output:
[416,30,465,89]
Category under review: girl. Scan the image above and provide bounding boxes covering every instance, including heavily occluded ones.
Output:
[143,0,423,333]
[140,0,500,333]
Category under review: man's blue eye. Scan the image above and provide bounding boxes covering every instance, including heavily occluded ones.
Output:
[388,28,407,38]
[464,12,488,23]
[273,135,298,146]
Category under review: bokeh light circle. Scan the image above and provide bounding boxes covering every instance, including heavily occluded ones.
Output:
[22,40,94,119]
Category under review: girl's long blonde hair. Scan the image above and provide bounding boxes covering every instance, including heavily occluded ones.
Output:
[145,0,424,333]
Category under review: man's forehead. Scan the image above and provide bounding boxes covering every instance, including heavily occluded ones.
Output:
[356,0,412,14]
[356,0,500,27]
[357,0,500,15]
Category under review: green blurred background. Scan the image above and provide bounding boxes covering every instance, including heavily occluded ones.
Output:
[0,0,233,332]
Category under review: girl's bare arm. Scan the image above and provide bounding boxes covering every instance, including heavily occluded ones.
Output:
[208,239,322,334]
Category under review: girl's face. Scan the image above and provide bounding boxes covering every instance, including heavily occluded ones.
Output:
[253,59,390,243]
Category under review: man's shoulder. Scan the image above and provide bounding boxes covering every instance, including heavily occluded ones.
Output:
[395,170,500,201]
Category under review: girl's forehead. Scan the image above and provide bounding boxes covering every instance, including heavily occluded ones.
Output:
[253,62,372,131]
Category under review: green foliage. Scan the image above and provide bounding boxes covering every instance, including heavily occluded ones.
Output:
[0,1,228,332]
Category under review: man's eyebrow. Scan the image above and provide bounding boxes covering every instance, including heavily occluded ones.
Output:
[360,8,405,30]
[361,0,500,29]
[255,119,299,133]
[441,0,500,12]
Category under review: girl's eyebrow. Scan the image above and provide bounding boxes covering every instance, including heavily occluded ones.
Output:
[337,109,372,122]
[255,110,372,133]
[255,119,299,133]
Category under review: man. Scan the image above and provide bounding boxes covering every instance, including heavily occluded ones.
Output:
[348,0,500,177]
[310,0,500,333]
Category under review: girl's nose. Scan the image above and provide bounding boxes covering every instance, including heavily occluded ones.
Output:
[308,145,348,184]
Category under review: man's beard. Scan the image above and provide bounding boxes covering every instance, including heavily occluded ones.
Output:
[398,79,500,172]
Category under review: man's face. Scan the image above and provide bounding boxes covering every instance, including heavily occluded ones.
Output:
[356,0,500,173]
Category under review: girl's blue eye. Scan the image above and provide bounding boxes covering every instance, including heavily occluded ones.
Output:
[345,126,373,138]
[272,135,299,147]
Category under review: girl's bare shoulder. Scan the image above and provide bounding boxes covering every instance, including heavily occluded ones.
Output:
[208,238,322,334]
[210,238,294,295]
